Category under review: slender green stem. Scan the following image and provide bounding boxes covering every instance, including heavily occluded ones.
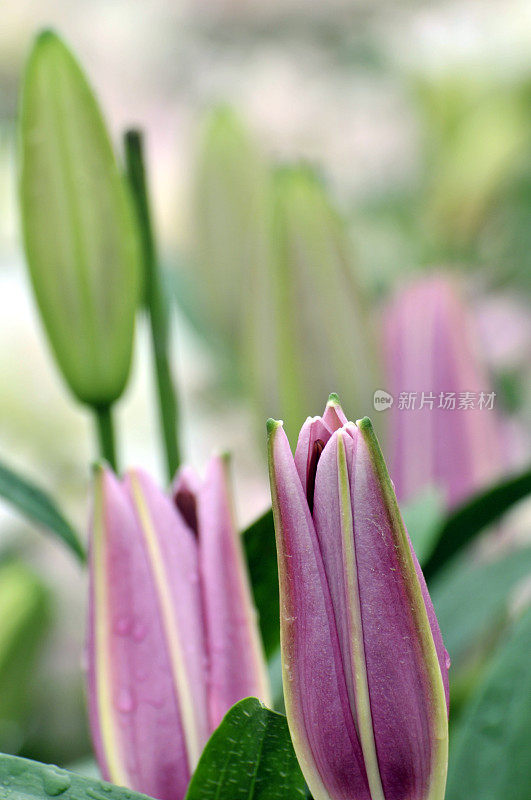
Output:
[94,404,118,472]
[124,129,181,481]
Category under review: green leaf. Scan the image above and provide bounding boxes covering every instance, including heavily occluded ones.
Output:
[0,460,85,562]
[446,606,531,800]
[431,546,531,670]
[423,464,531,580]
[0,753,151,800]
[185,698,306,800]
[243,510,279,658]
[401,487,445,565]
[0,562,50,752]
[19,30,141,406]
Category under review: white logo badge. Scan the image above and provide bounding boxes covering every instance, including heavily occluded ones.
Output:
[373,389,394,411]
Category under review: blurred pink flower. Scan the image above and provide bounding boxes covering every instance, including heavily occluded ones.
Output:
[384,274,505,508]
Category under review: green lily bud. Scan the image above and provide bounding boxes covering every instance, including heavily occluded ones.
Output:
[191,107,270,354]
[250,166,381,436]
[19,30,141,407]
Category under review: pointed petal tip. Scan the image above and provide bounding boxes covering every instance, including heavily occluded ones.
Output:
[124,466,143,486]
[204,451,232,487]
[216,450,232,466]
[91,461,105,477]
[323,394,348,430]
[266,418,283,438]
[34,27,59,47]
[91,460,116,478]
[356,415,373,431]
[327,392,341,406]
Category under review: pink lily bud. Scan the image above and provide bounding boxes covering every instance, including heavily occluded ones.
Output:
[87,457,269,800]
[384,274,504,507]
[268,396,449,800]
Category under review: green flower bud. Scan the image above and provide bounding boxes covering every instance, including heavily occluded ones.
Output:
[19,30,141,406]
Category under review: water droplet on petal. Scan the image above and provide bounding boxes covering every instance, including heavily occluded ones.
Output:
[113,616,132,636]
[115,687,135,713]
[132,621,147,642]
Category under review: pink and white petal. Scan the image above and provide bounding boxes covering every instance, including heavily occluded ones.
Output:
[268,421,371,800]
[126,470,209,770]
[198,455,270,730]
[322,393,348,432]
[88,467,196,800]
[313,429,385,800]
[351,420,448,800]
[294,416,331,494]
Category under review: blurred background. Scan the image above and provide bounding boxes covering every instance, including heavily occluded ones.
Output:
[0,0,530,774]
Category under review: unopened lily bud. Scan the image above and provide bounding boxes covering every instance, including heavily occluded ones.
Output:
[19,31,141,406]
[268,395,449,800]
[384,274,504,507]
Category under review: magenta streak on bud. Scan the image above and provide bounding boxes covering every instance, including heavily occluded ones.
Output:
[87,459,269,800]
[384,274,504,508]
[268,397,449,800]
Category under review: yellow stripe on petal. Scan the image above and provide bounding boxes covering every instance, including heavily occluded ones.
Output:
[337,432,385,800]
[92,469,128,785]
[128,473,202,769]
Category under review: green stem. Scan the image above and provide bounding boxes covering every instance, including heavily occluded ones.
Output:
[124,129,181,481]
[94,405,118,472]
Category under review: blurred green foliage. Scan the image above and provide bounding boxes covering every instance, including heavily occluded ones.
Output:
[0,561,50,754]
[191,114,381,436]
[446,605,531,800]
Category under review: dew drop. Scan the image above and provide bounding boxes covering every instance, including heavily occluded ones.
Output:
[42,768,71,796]
[115,687,135,713]
[132,621,147,642]
[113,616,132,636]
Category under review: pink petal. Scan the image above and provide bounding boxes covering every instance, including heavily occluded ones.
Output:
[268,421,371,800]
[88,467,207,800]
[198,455,270,729]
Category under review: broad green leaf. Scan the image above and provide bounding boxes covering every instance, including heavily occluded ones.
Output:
[0,563,50,752]
[446,606,531,800]
[19,30,141,406]
[401,487,445,565]
[0,460,85,561]
[431,546,531,669]
[185,698,306,800]
[243,509,278,658]
[423,464,531,580]
[0,753,151,800]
